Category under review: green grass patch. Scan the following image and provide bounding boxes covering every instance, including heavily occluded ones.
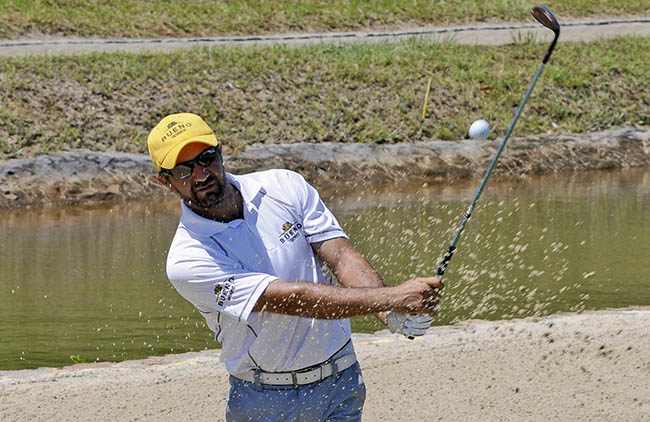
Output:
[0,0,648,39]
[69,354,87,364]
[0,36,648,159]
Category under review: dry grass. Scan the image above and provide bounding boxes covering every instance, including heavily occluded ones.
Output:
[0,36,648,158]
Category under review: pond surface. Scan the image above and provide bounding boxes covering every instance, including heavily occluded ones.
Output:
[1,168,649,370]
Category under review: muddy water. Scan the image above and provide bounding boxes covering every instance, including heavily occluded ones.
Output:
[1,169,649,370]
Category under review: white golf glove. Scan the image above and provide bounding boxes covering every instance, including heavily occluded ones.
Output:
[386,312,434,338]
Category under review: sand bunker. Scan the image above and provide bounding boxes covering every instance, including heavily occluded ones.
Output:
[1,307,648,421]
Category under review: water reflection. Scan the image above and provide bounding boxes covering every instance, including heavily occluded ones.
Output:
[1,169,648,370]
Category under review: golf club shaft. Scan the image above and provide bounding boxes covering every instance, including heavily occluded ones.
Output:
[436,62,546,276]
[433,6,560,277]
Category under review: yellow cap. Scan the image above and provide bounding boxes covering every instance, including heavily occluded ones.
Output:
[147,113,219,171]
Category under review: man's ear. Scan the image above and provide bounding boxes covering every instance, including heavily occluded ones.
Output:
[156,174,175,193]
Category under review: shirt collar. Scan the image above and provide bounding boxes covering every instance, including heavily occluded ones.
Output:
[179,173,265,236]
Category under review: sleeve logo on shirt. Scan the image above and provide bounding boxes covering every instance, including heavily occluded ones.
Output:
[214,277,235,307]
[279,221,303,244]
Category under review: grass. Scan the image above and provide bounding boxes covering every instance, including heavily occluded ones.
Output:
[0,35,648,159]
[69,354,87,364]
[0,0,648,39]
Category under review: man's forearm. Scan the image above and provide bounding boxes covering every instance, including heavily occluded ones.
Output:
[335,248,386,287]
[313,238,389,323]
[253,280,395,319]
[312,237,386,289]
[332,249,391,324]
[253,277,442,320]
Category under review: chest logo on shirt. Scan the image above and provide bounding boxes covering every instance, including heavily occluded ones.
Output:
[214,276,235,307]
[279,221,304,244]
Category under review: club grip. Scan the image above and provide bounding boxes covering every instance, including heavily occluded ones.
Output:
[436,245,456,276]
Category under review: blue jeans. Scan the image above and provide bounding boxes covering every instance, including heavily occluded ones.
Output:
[226,362,366,422]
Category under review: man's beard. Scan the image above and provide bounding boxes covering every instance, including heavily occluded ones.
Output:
[188,188,227,209]
[184,170,228,209]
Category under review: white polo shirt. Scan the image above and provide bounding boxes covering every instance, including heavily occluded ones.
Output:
[166,169,351,375]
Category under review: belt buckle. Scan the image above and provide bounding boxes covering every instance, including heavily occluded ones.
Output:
[291,360,328,386]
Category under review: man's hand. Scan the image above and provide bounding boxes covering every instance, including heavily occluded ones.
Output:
[386,312,434,338]
[386,276,442,338]
[391,276,443,316]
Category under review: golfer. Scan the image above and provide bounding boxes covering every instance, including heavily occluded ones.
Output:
[147,113,443,422]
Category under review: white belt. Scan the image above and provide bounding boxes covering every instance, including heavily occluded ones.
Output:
[232,353,357,386]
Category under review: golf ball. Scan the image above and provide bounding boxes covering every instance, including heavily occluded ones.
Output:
[469,119,490,139]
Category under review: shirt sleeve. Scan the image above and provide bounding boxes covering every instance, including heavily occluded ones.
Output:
[166,242,277,323]
[285,171,348,243]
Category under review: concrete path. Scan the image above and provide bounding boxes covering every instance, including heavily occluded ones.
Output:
[1,17,649,57]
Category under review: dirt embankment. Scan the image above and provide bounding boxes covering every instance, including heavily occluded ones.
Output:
[1,127,649,210]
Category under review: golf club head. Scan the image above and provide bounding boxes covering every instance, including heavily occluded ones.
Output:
[531,4,560,63]
[532,5,560,35]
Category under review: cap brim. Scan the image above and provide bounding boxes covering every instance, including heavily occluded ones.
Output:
[159,135,219,170]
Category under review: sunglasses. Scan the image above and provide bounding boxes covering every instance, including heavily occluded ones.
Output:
[160,145,220,180]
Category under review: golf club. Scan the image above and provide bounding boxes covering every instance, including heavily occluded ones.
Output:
[435,4,561,277]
